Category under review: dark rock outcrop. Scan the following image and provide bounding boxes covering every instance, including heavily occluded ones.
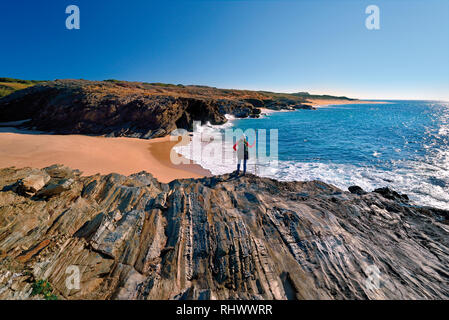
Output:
[374,187,409,202]
[348,185,367,195]
[0,80,234,139]
[294,104,316,110]
[216,99,260,118]
[0,166,448,300]
[0,80,297,138]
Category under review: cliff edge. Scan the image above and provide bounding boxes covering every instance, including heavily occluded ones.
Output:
[0,79,319,138]
[0,165,448,300]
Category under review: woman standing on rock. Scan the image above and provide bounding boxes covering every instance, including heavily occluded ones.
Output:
[233,135,249,175]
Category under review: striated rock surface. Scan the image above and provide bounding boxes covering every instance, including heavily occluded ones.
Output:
[0,165,448,300]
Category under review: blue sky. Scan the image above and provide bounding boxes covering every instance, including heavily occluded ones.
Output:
[0,0,448,100]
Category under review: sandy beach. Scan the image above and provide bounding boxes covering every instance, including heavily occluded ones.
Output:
[0,130,211,183]
[259,99,386,114]
[307,98,387,107]
[0,100,386,183]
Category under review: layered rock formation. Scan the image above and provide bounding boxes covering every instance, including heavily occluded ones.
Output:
[0,80,313,138]
[1,165,448,300]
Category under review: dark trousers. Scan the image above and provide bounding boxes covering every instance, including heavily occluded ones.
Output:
[237,158,247,174]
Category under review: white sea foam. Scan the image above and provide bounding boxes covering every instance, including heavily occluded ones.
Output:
[174,115,449,210]
[174,115,242,175]
[257,160,449,210]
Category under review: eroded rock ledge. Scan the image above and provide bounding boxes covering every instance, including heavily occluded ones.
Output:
[0,165,448,300]
[0,80,317,139]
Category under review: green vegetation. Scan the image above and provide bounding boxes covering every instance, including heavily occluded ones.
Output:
[106,80,186,89]
[258,90,355,102]
[144,82,179,87]
[0,77,43,85]
[291,92,355,101]
[0,86,13,98]
[0,77,45,98]
[291,92,310,96]
[258,91,307,102]
[104,79,122,83]
[31,279,58,300]
[0,77,357,102]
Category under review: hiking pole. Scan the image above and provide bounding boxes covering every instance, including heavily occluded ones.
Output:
[255,153,257,175]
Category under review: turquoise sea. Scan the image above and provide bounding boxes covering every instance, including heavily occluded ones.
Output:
[177,101,449,209]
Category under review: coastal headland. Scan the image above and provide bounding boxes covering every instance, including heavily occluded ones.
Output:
[2,79,446,301]
[0,79,384,182]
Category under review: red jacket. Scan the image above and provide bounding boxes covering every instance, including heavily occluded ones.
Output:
[233,140,249,151]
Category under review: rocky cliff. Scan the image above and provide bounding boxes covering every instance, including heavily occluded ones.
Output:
[0,165,448,300]
[0,80,320,138]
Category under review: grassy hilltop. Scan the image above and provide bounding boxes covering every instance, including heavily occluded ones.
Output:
[0,77,47,98]
[0,77,356,102]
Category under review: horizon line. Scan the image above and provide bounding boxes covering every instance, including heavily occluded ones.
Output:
[2,75,448,102]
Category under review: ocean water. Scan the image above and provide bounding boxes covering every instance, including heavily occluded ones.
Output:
[175,101,449,210]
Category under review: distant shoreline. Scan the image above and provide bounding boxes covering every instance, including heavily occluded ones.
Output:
[306,98,388,107]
